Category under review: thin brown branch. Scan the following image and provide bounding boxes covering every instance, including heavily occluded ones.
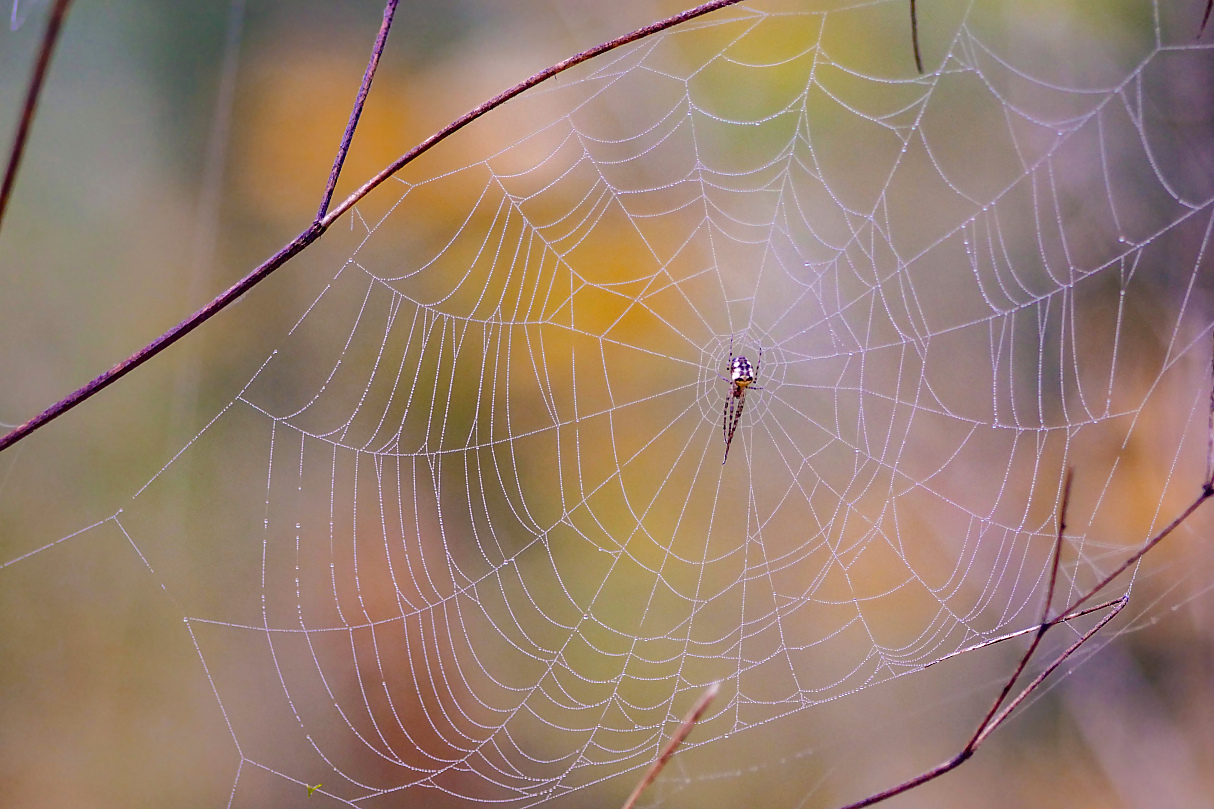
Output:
[316,0,399,220]
[909,0,923,73]
[1062,338,1214,618]
[839,595,1126,809]
[1202,0,1213,36]
[961,469,1070,751]
[838,470,1084,809]
[1060,487,1213,618]
[920,598,1122,670]
[838,751,971,809]
[1042,469,1072,621]
[621,682,719,809]
[840,592,1121,806]
[0,224,323,453]
[322,0,751,226]
[840,595,1128,809]
[0,0,752,455]
[840,381,1214,809]
[970,595,1127,749]
[0,0,74,235]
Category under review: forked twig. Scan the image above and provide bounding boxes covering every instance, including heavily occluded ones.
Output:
[621,682,720,809]
[837,470,1084,809]
[920,598,1122,670]
[316,0,399,221]
[3,4,1213,804]
[839,337,1214,808]
[321,0,749,225]
[0,0,751,455]
[961,469,1071,747]
[969,595,1127,749]
[0,0,74,233]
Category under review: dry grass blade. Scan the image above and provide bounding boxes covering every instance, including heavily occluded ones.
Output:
[621,683,720,809]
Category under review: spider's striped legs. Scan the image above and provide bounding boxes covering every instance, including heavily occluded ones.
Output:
[723,387,746,464]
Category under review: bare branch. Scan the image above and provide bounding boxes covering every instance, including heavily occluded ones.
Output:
[0,0,74,234]
[970,595,1127,749]
[621,682,720,809]
[316,0,399,220]
[909,0,923,73]
[959,469,1070,750]
[837,592,1125,809]
[1060,488,1213,618]
[1202,0,1213,36]
[0,224,322,454]
[837,470,1084,809]
[322,0,751,227]
[0,0,751,455]
[920,599,1122,670]
[838,372,1214,809]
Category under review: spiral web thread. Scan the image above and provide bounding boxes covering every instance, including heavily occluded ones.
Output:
[12,0,1214,805]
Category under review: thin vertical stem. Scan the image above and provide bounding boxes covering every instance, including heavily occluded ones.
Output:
[0,0,74,234]
[316,0,400,220]
[961,470,1071,751]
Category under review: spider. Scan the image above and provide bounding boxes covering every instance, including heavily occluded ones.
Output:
[721,338,762,464]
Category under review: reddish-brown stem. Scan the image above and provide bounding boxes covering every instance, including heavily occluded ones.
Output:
[921,598,1122,669]
[840,425,1214,809]
[909,0,923,73]
[1060,487,1213,618]
[959,470,1070,751]
[0,223,322,453]
[970,595,1127,749]
[840,593,1128,809]
[317,0,399,221]
[323,0,751,225]
[837,471,1086,809]
[0,0,74,234]
[621,682,720,809]
[839,752,972,809]
[0,0,752,455]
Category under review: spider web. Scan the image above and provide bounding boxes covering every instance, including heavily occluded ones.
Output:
[6,0,1214,806]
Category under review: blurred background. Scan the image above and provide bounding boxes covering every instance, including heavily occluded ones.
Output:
[1,1,1213,807]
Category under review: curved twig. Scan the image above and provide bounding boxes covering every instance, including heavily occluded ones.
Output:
[0,0,751,455]
[322,0,750,225]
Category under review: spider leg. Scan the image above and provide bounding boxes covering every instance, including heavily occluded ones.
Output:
[723,393,732,444]
[723,389,746,464]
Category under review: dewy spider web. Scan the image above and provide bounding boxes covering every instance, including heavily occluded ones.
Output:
[8,0,1214,806]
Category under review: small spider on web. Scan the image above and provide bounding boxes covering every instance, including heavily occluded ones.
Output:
[721,337,762,464]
